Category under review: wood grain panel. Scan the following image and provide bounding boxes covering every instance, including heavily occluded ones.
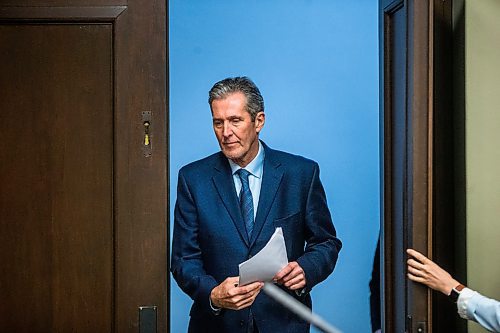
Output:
[0,1,125,6]
[114,0,168,331]
[0,6,126,21]
[0,24,113,332]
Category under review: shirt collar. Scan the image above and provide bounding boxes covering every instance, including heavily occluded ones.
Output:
[228,140,264,178]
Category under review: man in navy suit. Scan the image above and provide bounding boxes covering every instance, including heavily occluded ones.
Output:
[171,77,342,333]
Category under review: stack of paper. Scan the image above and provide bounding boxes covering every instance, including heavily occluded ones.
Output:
[238,227,288,286]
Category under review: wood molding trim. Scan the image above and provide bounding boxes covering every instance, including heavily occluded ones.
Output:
[0,6,127,21]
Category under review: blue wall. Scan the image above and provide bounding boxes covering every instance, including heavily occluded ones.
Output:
[169,1,379,332]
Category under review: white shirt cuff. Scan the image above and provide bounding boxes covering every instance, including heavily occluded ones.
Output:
[295,288,307,297]
[209,297,222,315]
[457,287,477,320]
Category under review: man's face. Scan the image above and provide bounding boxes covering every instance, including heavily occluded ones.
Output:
[211,92,265,167]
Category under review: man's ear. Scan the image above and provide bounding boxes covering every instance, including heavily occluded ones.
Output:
[255,112,265,133]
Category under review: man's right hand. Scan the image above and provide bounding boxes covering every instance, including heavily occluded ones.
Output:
[210,277,263,310]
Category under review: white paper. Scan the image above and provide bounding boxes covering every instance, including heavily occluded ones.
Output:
[238,227,288,286]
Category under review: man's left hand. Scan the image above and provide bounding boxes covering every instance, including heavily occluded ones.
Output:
[273,261,306,290]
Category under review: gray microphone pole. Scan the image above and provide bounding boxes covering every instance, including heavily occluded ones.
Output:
[262,282,342,333]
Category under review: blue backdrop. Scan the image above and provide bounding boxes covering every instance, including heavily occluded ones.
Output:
[169,1,379,332]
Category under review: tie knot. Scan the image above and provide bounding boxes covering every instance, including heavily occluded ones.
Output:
[236,169,251,183]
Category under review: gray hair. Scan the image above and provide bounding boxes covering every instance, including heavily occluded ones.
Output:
[208,76,264,121]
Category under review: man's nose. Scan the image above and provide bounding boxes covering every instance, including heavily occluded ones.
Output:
[223,123,232,137]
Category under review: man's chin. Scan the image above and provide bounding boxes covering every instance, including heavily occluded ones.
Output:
[222,151,241,161]
[221,149,243,162]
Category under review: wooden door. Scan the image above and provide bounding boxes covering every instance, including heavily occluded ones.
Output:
[379,0,466,332]
[0,2,167,332]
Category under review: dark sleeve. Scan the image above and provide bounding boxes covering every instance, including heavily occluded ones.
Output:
[170,170,218,314]
[296,163,342,291]
[369,238,381,332]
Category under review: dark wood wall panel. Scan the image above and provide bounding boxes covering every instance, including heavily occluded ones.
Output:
[0,1,167,331]
[114,1,168,331]
[0,24,113,332]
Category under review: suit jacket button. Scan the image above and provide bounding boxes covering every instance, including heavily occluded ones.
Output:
[239,320,245,326]
[248,254,253,259]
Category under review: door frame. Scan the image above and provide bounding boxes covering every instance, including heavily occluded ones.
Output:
[379,0,466,332]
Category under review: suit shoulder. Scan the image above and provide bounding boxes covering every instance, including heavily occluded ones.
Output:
[178,152,220,176]
[270,148,318,169]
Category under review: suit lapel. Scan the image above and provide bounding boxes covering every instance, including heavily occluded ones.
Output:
[249,144,283,248]
[211,153,250,246]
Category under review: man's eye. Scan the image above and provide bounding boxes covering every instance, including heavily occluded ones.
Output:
[232,119,241,124]
[213,121,222,128]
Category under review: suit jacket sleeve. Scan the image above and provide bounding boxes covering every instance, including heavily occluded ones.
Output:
[170,169,218,313]
[296,162,342,291]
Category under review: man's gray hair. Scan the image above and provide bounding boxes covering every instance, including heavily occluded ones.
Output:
[208,76,264,121]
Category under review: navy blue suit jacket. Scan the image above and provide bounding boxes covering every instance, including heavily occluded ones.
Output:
[171,142,342,333]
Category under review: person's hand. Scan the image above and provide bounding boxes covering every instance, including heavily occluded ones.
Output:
[406,248,461,295]
[210,277,263,310]
[273,261,306,290]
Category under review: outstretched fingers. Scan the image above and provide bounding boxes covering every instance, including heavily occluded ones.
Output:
[406,248,428,264]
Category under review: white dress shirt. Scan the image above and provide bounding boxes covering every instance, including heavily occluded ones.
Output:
[209,141,265,313]
[228,140,265,218]
[457,287,500,332]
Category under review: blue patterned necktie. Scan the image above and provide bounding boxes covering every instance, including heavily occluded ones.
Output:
[236,169,254,239]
